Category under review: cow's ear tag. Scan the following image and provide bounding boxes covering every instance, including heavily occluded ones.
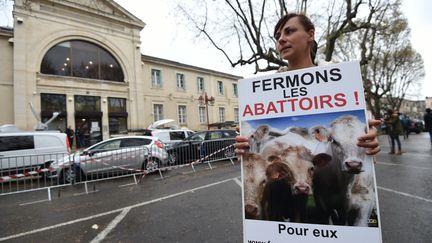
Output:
[312,153,332,167]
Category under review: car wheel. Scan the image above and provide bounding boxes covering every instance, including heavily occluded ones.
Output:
[168,153,176,165]
[39,160,53,179]
[143,158,161,173]
[60,165,83,184]
[224,147,235,158]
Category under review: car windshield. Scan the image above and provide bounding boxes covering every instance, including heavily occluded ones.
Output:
[89,140,121,151]
[120,138,151,147]
[209,131,223,140]
[187,133,205,141]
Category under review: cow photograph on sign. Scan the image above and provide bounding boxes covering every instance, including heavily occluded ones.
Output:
[242,109,379,227]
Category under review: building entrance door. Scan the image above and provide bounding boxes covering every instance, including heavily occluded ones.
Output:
[74,95,103,148]
[75,117,102,148]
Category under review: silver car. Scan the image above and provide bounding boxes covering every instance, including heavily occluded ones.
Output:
[48,136,168,183]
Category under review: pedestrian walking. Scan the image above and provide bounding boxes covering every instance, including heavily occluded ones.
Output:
[384,109,403,155]
[399,113,410,139]
[424,108,432,146]
[65,126,74,147]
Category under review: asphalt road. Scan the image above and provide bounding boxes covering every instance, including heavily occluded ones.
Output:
[0,132,431,243]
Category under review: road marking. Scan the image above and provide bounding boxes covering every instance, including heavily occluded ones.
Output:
[0,177,237,242]
[118,183,136,188]
[376,161,432,170]
[19,199,50,206]
[233,177,242,187]
[378,186,432,203]
[90,207,131,243]
[73,190,99,196]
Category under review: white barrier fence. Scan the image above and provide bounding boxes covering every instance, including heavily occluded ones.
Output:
[0,139,237,198]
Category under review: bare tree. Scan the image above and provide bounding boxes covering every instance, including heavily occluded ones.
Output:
[174,0,384,73]
[174,0,297,73]
[358,1,424,118]
[174,0,424,118]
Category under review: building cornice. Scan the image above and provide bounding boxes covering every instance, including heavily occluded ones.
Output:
[0,27,13,37]
[141,54,243,80]
[14,0,145,30]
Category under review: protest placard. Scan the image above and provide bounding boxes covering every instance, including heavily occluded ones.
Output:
[239,61,382,243]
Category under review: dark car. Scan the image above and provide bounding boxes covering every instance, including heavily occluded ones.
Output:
[408,119,424,134]
[167,129,237,165]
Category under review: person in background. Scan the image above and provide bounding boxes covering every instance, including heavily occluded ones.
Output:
[424,108,432,147]
[235,13,381,156]
[65,126,74,148]
[75,126,86,149]
[399,113,410,140]
[384,109,403,155]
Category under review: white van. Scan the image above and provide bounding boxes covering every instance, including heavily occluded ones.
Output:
[0,131,70,173]
[146,129,195,147]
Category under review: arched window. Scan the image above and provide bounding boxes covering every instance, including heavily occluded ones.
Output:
[41,40,124,82]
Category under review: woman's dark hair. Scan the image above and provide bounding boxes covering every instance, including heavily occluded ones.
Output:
[274,13,317,64]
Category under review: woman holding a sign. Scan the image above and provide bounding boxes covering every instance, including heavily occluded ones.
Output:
[238,13,383,243]
[235,13,381,155]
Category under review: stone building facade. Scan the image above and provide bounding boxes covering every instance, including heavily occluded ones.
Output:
[0,0,240,146]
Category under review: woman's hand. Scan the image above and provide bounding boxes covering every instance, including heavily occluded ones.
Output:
[235,135,250,156]
[357,119,381,155]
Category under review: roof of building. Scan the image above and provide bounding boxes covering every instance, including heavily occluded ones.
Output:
[0,26,13,36]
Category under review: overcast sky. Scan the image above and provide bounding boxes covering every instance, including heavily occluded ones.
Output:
[0,0,430,98]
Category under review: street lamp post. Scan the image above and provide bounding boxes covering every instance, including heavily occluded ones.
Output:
[198,92,215,130]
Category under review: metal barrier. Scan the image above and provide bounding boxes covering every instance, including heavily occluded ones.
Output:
[0,139,237,199]
[164,138,236,170]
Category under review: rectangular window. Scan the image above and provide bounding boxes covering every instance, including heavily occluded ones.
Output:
[232,83,238,97]
[108,97,126,113]
[197,77,204,92]
[199,106,206,123]
[169,131,188,140]
[74,95,101,112]
[178,105,187,124]
[176,73,185,90]
[234,108,239,122]
[217,81,224,95]
[151,69,162,87]
[219,107,225,122]
[153,104,164,122]
[0,136,34,152]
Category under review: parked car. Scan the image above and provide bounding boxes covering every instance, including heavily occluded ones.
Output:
[48,136,169,183]
[143,119,195,147]
[408,119,424,134]
[143,129,195,148]
[0,131,70,175]
[167,129,237,165]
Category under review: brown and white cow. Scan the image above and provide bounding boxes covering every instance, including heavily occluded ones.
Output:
[243,132,322,222]
[257,133,328,223]
[261,160,311,223]
[261,139,316,196]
